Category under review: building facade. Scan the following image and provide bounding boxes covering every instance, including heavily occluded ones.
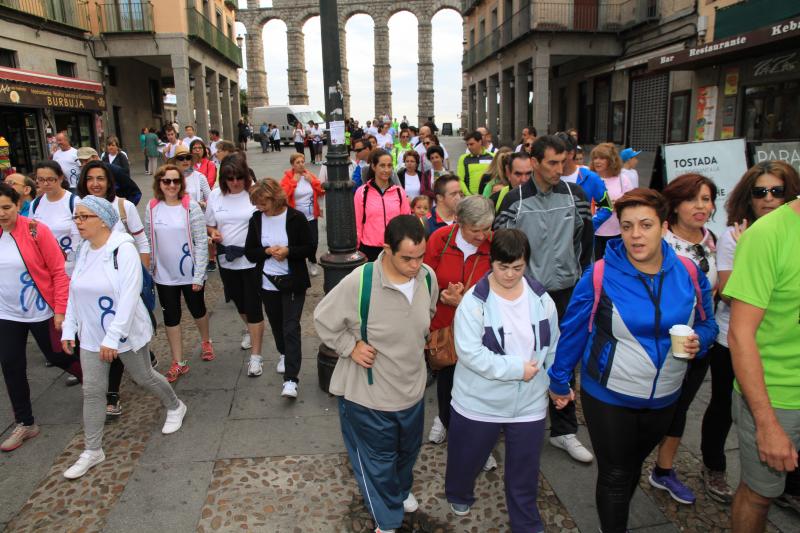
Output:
[0,0,242,174]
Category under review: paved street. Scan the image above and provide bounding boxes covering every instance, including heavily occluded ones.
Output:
[0,139,795,532]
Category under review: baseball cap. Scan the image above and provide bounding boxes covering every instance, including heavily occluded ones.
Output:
[620,148,641,162]
[76,146,99,160]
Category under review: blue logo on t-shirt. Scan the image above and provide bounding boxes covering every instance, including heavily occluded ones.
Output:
[179,242,194,277]
[60,235,73,253]
[98,296,115,332]
[19,272,46,313]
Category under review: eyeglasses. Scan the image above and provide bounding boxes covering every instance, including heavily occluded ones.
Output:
[751,186,785,199]
[72,214,99,222]
[690,244,710,274]
[160,178,181,186]
[174,155,192,162]
[36,177,58,183]
[225,175,245,182]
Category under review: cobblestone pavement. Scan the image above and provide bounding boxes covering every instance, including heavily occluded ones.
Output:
[1,142,796,532]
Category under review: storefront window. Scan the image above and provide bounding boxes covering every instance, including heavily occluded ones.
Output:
[55,112,96,148]
[668,91,691,143]
[743,81,800,140]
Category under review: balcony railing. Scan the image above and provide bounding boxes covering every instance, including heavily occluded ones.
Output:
[186,8,242,67]
[98,1,154,33]
[463,0,659,70]
[0,0,90,31]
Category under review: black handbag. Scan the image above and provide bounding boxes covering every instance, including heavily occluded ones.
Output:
[264,273,293,292]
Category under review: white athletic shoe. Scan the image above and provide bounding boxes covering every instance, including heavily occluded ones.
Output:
[308,262,319,277]
[403,492,419,513]
[483,454,498,471]
[162,400,187,434]
[428,416,446,444]
[281,380,298,398]
[64,449,105,479]
[247,355,263,377]
[549,434,594,463]
[276,354,285,374]
[240,332,252,350]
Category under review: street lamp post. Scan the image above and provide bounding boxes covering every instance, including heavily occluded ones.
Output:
[317,0,366,392]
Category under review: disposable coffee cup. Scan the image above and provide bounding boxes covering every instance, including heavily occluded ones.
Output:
[669,324,694,359]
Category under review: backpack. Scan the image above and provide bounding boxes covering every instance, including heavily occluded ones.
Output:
[113,246,157,313]
[588,256,706,333]
[31,191,76,216]
[358,261,432,385]
[361,181,403,224]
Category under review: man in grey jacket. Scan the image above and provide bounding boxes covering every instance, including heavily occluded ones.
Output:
[314,215,438,533]
[494,134,595,464]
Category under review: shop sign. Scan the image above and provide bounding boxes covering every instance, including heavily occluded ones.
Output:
[694,86,718,142]
[752,141,800,175]
[664,138,749,236]
[0,80,104,111]
[753,52,799,78]
[724,69,739,96]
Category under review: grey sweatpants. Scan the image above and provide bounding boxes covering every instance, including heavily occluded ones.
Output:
[80,343,179,450]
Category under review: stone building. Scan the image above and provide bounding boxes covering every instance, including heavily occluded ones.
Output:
[237,0,462,127]
[0,0,242,173]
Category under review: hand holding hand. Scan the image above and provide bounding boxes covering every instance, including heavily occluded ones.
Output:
[192,284,203,292]
[549,389,575,410]
[62,339,75,355]
[351,340,377,369]
[99,345,119,363]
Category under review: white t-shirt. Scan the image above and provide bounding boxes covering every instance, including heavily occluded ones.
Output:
[455,229,478,262]
[0,232,53,322]
[182,135,202,147]
[52,147,81,189]
[714,226,736,347]
[107,153,118,166]
[71,246,132,352]
[205,189,256,270]
[185,170,210,204]
[293,178,315,221]
[403,172,421,199]
[293,128,305,143]
[209,140,218,157]
[391,278,416,305]
[621,168,640,188]
[162,141,183,159]
[152,204,194,286]
[113,198,149,254]
[32,192,79,261]
[561,168,580,184]
[366,126,379,136]
[260,210,289,291]
[308,127,322,142]
[376,132,393,149]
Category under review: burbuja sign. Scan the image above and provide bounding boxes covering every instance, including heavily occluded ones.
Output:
[0,81,104,111]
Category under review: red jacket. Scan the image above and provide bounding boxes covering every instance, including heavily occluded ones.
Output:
[424,224,491,331]
[281,170,325,219]
[195,158,217,188]
[1,215,70,314]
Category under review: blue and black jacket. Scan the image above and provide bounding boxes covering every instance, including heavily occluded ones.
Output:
[575,167,612,231]
[548,239,718,409]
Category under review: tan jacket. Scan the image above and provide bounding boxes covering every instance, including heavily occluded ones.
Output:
[313,253,438,411]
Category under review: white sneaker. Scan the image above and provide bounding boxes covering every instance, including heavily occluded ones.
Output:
[308,262,319,277]
[276,354,285,374]
[550,434,594,463]
[403,492,419,513]
[162,400,187,434]
[247,355,263,377]
[483,453,498,471]
[64,449,105,479]
[428,416,446,444]
[281,380,298,398]
[240,332,252,350]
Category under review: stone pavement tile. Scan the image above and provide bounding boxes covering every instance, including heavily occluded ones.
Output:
[0,423,80,524]
[219,414,345,459]
[102,460,215,533]
[28,378,83,425]
[139,388,235,465]
[629,524,679,532]
[4,379,162,533]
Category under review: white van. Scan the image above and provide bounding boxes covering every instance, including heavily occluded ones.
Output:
[250,105,326,146]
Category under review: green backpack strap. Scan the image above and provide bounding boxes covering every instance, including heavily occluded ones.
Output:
[358,263,374,385]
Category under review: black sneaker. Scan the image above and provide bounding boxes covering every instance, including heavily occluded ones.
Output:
[206,260,217,272]
[150,351,158,369]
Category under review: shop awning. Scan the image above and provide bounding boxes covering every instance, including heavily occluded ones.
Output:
[0,66,102,93]
[647,15,800,72]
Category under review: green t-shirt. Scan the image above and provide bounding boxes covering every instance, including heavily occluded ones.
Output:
[723,202,800,409]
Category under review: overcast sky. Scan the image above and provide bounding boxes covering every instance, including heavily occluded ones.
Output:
[235,8,463,127]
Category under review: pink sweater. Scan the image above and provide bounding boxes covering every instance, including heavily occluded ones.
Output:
[354,180,411,247]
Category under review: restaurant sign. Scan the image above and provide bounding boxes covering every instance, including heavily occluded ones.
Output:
[0,80,105,111]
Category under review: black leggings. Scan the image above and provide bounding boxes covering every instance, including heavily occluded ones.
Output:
[218,266,263,323]
[261,290,305,382]
[700,343,734,471]
[665,351,712,438]
[0,318,82,425]
[294,142,305,154]
[358,244,383,262]
[308,218,319,264]
[581,389,677,533]
[155,283,207,328]
[436,364,456,428]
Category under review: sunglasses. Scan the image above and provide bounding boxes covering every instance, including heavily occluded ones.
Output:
[690,244,710,274]
[174,155,192,162]
[225,175,245,182]
[160,178,181,186]
[751,186,785,199]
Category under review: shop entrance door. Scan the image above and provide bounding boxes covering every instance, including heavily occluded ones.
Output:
[0,108,44,174]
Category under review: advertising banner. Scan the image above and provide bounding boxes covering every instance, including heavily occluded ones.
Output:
[663,138,749,236]
[751,140,800,175]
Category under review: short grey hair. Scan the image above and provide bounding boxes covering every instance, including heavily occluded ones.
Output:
[456,195,495,228]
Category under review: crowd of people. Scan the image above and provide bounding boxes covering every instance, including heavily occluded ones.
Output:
[0,118,798,533]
